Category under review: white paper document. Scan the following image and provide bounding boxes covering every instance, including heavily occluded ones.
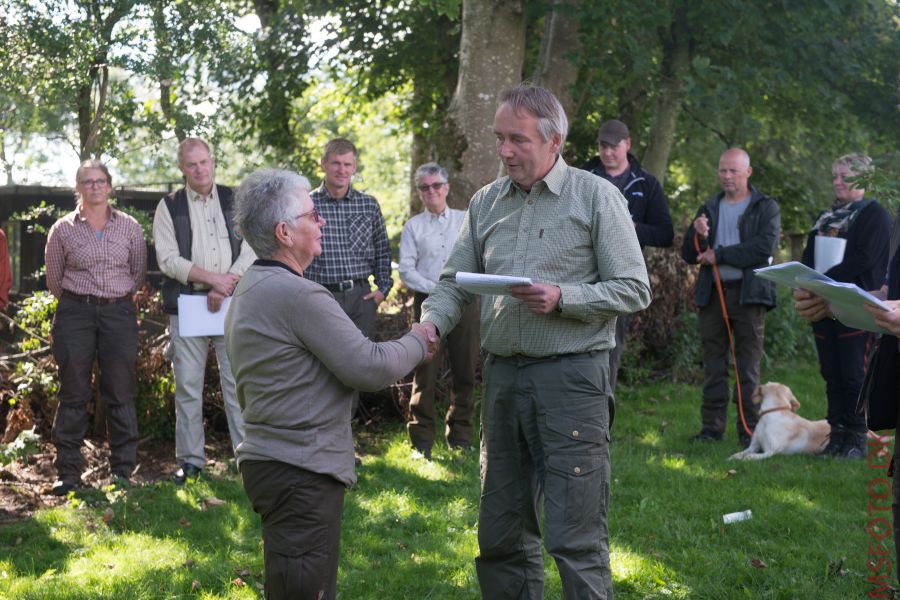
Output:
[177,295,232,337]
[755,261,892,334]
[455,272,533,296]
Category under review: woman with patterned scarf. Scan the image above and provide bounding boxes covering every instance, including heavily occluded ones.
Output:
[793,153,891,458]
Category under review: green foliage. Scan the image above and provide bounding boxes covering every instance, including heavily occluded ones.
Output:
[762,286,817,369]
[0,428,40,467]
[9,201,66,236]
[13,291,56,353]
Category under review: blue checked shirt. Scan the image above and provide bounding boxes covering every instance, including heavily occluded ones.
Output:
[304,184,394,296]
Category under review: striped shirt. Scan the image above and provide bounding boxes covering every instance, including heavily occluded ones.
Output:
[45,205,147,299]
[421,157,651,357]
[152,185,256,287]
[304,184,393,296]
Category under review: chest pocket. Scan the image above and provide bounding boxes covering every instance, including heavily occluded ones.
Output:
[348,214,374,256]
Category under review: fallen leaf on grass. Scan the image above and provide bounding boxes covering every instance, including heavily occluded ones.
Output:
[182,559,195,568]
[724,469,737,479]
[85,521,97,532]
[827,557,848,577]
[750,557,766,568]
[191,580,200,592]
[179,517,191,528]
[232,577,245,587]
[254,582,264,591]
[203,496,226,509]
[102,508,115,523]
[658,421,669,435]
[234,567,251,578]
[639,408,657,415]
[397,542,407,550]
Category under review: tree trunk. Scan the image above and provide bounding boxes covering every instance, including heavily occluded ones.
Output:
[153,2,186,142]
[445,0,526,210]
[641,3,691,183]
[532,0,582,121]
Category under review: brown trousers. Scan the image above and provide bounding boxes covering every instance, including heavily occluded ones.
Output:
[407,292,480,450]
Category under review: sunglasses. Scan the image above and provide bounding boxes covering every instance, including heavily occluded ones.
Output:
[416,182,446,192]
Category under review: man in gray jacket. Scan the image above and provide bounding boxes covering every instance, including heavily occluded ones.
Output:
[681,148,780,447]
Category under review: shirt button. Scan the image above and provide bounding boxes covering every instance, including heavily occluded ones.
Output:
[574,466,581,474]
[527,200,534,205]
[572,430,579,437]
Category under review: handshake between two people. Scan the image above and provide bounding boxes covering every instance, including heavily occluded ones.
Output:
[409,322,441,363]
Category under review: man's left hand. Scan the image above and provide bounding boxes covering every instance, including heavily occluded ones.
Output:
[865,300,900,336]
[207,290,225,313]
[697,248,716,266]
[510,283,561,315]
[365,289,385,305]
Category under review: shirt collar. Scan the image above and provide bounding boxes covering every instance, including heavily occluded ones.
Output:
[317,182,353,201]
[186,184,218,203]
[498,155,567,199]
[75,204,113,222]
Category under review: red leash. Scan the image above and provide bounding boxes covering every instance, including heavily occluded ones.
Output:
[694,231,753,438]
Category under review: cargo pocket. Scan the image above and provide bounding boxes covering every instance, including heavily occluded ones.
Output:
[546,453,606,524]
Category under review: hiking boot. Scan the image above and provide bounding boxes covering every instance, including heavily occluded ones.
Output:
[838,430,867,460]
[688,430,723,443]
[817,425,846,458]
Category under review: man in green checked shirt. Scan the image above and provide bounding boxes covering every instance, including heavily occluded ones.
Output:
[420,85,651,599]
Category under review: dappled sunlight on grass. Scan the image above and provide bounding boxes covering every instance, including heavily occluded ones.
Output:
[611,546,692,598]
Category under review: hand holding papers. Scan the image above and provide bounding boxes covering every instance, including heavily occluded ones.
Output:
[755,261,892,334]
[455,272,533,296]
[177,294,232,337]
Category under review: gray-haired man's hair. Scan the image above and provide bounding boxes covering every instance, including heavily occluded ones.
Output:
[234,168,311,259]
[499,84,568,148]
[414,162,449,185]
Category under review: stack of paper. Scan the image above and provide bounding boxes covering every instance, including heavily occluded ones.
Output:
[754,261,891,334]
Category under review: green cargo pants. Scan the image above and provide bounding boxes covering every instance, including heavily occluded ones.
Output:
[476,351,614,600]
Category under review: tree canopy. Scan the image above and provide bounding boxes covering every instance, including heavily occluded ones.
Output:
[2,0,898,229]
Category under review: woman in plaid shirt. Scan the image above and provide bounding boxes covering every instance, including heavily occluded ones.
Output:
[44,159,146,496]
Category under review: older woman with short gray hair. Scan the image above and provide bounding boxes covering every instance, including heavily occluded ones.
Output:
[225,168,431,599]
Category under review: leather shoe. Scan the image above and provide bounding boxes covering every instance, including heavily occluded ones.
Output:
[51,479,77,496]
[172,463,202,486]
[411,446,432,461]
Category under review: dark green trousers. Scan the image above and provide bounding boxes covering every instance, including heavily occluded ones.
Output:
[476,351,613,600]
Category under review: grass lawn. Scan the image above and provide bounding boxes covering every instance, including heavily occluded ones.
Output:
[0,359,891,599]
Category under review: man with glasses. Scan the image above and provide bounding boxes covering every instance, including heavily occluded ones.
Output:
[153,137,256,485]
[399,163,479,460]
[304,138,392,340]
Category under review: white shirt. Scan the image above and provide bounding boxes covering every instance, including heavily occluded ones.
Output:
[398,207,467,294]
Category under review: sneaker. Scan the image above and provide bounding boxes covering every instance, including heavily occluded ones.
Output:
[688,430,723,443]
[817,426,846,458]
[411,446,432,461]
[51,479,77,496]
[172,463,202,486]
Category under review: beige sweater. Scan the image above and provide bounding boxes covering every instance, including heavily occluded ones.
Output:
[225,262,426,486]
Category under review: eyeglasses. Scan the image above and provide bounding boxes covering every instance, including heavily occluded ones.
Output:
[292,208,320,223]
[416,182,446,192]
[78,179,109,188]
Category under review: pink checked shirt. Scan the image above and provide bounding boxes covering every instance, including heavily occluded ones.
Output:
[45,205,147,299]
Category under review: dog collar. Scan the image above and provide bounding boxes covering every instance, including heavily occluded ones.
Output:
[757,406,793,418]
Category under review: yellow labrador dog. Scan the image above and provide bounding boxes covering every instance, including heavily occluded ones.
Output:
[729,382,830,460]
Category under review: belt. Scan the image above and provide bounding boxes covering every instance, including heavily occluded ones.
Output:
[62,290,133,305]
[321,279,367,293]
[721,279,743,289]
[490,350,601,364]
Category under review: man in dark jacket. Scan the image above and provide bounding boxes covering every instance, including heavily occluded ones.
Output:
[681,148,780,447]
[581,119,674,389]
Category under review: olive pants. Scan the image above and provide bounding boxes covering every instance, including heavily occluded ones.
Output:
[476,351,614,600]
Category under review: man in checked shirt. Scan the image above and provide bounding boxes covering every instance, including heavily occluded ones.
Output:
[304,138,393,340]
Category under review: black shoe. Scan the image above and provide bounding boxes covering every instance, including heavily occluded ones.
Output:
[738,431,752,449]
[411,446,432,461]
[172,463,202,486]
[817,426,846,458]
[838,430,867,460]
[51,479,77,496]
[688,430,723,443]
